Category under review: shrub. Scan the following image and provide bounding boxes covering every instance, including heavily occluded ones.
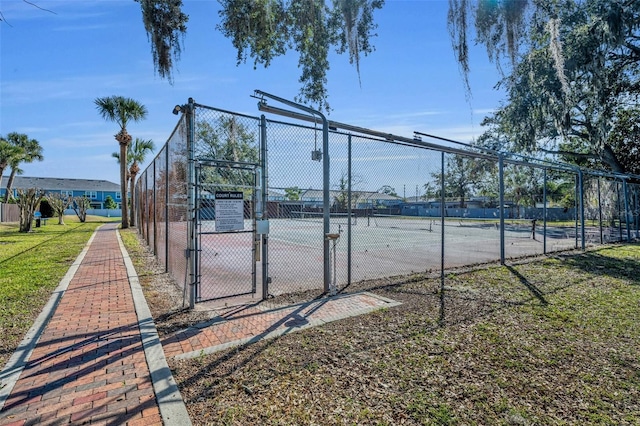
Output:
[39,199,54,218]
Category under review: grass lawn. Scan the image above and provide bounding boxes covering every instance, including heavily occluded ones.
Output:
[4,218,640,424]
[0,216,111,368]
[137,241,640,425]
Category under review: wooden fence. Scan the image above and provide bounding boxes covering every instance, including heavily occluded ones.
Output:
[0,203,20,223]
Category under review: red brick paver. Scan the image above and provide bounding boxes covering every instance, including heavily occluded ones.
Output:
[162,292,400,359]
[0,224,162,426]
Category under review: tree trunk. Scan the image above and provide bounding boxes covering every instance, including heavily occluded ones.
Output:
[5,168,17,200]
[0,167,5,200]
[116,130,131,229]
[129,174,136,227]
[17,188,43,232]
[121,141,129,228]
[72,196,90,223]
[601,144,625,174]
[129,162,140,227]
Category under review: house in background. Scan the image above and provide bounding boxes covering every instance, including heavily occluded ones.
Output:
[356,191,403,209]
[1,176,123,209]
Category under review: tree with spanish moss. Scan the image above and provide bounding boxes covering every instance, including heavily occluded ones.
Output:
[137,0,383,111]
[475,0,640,174]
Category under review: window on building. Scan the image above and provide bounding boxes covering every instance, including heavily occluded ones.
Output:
[85,191,97,199]
[115,192,121,200]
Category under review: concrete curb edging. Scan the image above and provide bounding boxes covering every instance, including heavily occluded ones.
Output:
[116,229,193,426]
[0,224,101,411]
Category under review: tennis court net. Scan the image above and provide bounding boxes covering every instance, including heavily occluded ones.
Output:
[289,211,357,226]
[368,214,435,231]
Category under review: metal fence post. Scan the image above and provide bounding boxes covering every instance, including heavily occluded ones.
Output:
[543,168,547,254]
[153,158,158,255]
[347,134,352,287]
[498,155,505,264]
[574,174,579,248]
[439,151,445,323]
[616,182,623,241]
[144,171,149,242]
[597,177,603,244]
[579,170,585,250]
[164,145,170,272]
[321,115,330,294]
[186,98,197,309]
[260,115,269,300]
[623,179,630,241]
[633,184,640,238]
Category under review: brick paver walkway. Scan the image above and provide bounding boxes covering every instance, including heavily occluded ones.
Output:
[0,222,401,425]
[163,292,401,360]
[0,224,166,426]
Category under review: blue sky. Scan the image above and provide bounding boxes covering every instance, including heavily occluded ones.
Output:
[1,0,506,185]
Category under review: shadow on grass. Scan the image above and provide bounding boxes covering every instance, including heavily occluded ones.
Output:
[555,245,640,286]
[167,294,332,402]
[505,265,548,305]
[0,223,94,267]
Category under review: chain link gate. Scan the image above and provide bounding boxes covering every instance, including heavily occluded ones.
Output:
[194,159,263,302]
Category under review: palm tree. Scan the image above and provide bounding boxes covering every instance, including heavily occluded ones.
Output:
[0,136,23,201]
[95,96,148,229]
[112,138,155,227]
[5,133,43,201]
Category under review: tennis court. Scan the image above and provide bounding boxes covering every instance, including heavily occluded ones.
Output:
[194,214,584,300]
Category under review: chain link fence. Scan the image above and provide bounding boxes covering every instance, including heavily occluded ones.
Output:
[135,115,189,302]
[135,99,640,307]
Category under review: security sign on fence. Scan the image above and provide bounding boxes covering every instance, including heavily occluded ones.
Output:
[135,94,640,309]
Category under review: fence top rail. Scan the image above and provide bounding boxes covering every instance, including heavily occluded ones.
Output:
[193,102,261,123]
[196,159,259,169]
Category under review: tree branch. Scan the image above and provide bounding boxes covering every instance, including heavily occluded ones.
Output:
[0,10,12,26]
[539,148,598,160]
[1,0,56,26]
[22,0,56,15]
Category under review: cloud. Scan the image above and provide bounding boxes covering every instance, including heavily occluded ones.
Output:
[2,75,129,104]
[11,126,51,134]
[52,24,111,32]
[44,132,117,149]
[472,108,496,116]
